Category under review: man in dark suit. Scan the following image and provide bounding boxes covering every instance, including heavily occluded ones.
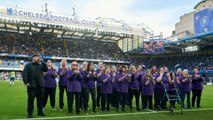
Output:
[22,54,48,118]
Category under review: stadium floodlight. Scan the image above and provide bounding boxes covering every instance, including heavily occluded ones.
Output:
[6,24,17,29]
[0,24,5,27]
[19,26,29,30]
[44,29,53,33]
[64,31,74,35]
[103,36,111,39]
[53,29,63,34]
[83,34,94,37]
[74,32,84,36]
[31,27,40,32]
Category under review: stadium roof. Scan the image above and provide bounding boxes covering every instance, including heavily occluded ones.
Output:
[165,31,213,53]
[0,6,154,42]
[0,19,133,42]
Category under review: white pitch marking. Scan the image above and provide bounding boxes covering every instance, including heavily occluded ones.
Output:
[13,108,213,120]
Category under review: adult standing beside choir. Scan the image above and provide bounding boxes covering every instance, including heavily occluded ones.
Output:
[154,67,171,110]
[116,65,131,112]
[128,65,141,111]
[100,66,113,112]
[142,70,155,110]
[67,61,83,114]
[22,54,48,118]
[43,60,57,111]
[180,69,191,109]
[79,61,88,111]
[57,59,68,111]
[191,68,204,108]
[84,62,98,113]
[96,62,104,108]
[110,65,118,107]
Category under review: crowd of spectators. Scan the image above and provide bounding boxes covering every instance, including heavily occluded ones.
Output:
[43,38,67,57]
[14,35,42,55]
[0,71,22,80]
[0,32,127,61]
[0,32,15,53]
[131,54,213,71]
[66,39,127,61]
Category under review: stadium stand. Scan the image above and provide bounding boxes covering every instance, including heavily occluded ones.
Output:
[0,32,127,61]
[66,39,127,60]
[0,32,14,53]
[131,53,213,71]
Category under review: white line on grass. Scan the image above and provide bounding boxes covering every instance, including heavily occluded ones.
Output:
[14,108,213,120]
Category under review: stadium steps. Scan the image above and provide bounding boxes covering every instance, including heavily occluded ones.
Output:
[12,37,16,54]
[64,40,69,57]
[40,38,45,54]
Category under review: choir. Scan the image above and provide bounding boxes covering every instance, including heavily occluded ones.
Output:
[42,60,204,114]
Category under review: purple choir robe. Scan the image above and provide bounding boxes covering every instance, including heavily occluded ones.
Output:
[142,76,155,96]
[116,72,129,93]
[84,71,97,89]
[110,71,119,90]
[100,73,113,94]
[191,74,204,90]
[67,70,83,92]
[155,73,170,91]
[179,76,191,92]
[96,69,104,87]
[79,68,87,88]
[129,72,141,90]
[44,68,57,88]
[57,68,68,87]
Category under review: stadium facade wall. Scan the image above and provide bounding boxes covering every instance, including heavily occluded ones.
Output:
[174,0,213,35]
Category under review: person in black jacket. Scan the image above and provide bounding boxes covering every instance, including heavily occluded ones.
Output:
[22,54,48,118]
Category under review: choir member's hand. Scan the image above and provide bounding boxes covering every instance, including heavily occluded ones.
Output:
[107,74,110,78]
[113,73,116,77]
[159,71,164,75]
[166,73,170,77]
[125,74,128,77]
[64,67,67,70]
[112,79,115,83]
[147,77,151,81]
[25,83,30,88]
[93,72,96,76]
[196,75,200,78]
[87,74,90,78]
[187,74,191,78]
[74,70,80,75]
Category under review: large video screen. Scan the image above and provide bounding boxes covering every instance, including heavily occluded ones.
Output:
[143,39,164,54]
[194,8,213,34]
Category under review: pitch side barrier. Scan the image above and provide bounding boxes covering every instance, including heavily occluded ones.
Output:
[0,53,130,64]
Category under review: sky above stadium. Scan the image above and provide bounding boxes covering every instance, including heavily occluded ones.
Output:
[0,0,201,37]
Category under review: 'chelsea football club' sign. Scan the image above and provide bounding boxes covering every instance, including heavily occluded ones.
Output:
[6,7,96,26]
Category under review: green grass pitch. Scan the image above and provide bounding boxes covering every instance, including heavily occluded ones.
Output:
[0,80,213,120]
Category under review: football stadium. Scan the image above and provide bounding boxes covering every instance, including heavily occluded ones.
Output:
[0,0,213,119]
